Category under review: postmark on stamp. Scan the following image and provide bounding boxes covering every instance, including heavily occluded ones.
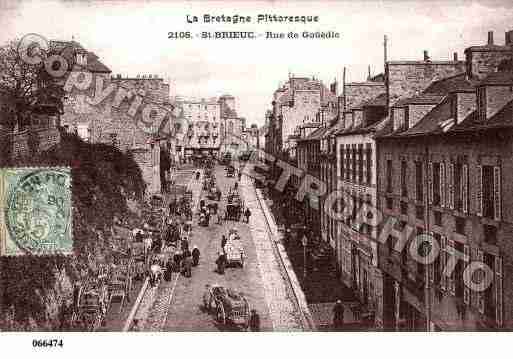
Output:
[0,167,73,256]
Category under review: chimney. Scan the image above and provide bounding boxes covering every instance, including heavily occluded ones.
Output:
[423,50,430,61]
[506,30,513,46]
[488,31,494,45]
[453,52,458,61]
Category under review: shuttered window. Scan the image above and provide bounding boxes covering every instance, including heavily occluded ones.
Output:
[340,146,344,180]
[477,249,485,314]
[415,161,424,201]
[476,165,483,216]
[448,239,456,296]
[463,244,471,305]
[495,256,503,327]
[494,166,501,221]
[440,162,446,207]
[428,162,433,205]
[440,235,447,291]
[462,164,468,214]
[448,162,454,209]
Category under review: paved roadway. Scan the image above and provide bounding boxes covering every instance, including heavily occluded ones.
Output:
[125,163,303,331]
[161,165,274,331]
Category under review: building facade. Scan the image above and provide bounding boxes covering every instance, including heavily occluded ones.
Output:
[375,30,513,330]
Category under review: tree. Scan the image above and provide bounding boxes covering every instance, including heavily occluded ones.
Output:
[0,38,64,131]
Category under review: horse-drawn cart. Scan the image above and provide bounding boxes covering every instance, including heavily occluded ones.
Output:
[225,192,244,221]
[74,282,109,331]
[224,229,245,267]
[203,284,250,329]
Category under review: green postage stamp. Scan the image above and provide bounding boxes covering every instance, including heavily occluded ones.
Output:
[0,167,73,256]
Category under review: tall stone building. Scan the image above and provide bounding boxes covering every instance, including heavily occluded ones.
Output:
[174,97,221,158]
[56,40,171,194]
[270,76,338,161]
[219,94,246,157]
[375,30,513,330]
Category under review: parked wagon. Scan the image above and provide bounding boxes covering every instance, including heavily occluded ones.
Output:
[74,283,109,331]
[107,265,132,313]
[225,235,245,268]
[203,284,250,330]
[224,193,243,221]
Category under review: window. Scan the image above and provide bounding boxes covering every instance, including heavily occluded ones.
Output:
[366,146,372,184]
[387,235,394,255]
[416,227,425,279]
[483,224,497,245]
[416,205,424,220]
[340,146,345,181]
[481,165,496,219]
[358,144,364,184]
[400,201,408,215]
[415,161,424,202]
[386,159,393,193]
[432,163,441,206]
[454,242,465,298]
[386,197,394,210]
[433,233,442,286]
[401,160,408,197]
[455,217,466,235]
[477,87,486,121]
[352,146,357,182]
[434,211,442,226]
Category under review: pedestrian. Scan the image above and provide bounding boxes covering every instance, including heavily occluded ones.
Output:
[182,255,193,277]
[238,171,242,182]
[173,250,183,272]
[164,257,174,281]
[150,259,162,287]
[221,235,227,251]
[181,236,189,252]
[244,207,251,223]
[192,245,200,266]
[216,251,227,274]
[249,309,260,332]
[333,299,345,331]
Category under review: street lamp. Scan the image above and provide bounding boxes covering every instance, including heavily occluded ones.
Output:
[302,234,308,279]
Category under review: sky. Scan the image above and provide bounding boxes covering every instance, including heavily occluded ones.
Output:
[1,0,513,127]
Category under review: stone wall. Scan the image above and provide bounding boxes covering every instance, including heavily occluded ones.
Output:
[0,127,60,164]
[60,72,167,191]
[110,76,170,104]
[281,89,321,146]
[408,104,438,129]
[465,49,513,80]
[485,85,513,120]
[456,92,476,124]
[387,61,465,105]
[344,82,385,110]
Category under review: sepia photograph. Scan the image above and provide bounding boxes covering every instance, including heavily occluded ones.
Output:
[1,0,513,356]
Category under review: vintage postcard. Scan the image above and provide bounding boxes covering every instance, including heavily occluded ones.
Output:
[1,0,513,345]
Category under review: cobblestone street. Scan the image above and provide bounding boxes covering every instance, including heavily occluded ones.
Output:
[120,164,309,331]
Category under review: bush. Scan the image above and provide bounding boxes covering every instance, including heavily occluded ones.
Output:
[0,132,146,329]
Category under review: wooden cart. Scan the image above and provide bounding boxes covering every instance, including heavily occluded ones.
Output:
[203,285,250,330]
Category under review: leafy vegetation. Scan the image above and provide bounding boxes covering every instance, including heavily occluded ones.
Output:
[0,132,146,330]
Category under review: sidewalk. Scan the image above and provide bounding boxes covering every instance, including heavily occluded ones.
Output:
[239,175,304,331]
[263,191,372,331]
